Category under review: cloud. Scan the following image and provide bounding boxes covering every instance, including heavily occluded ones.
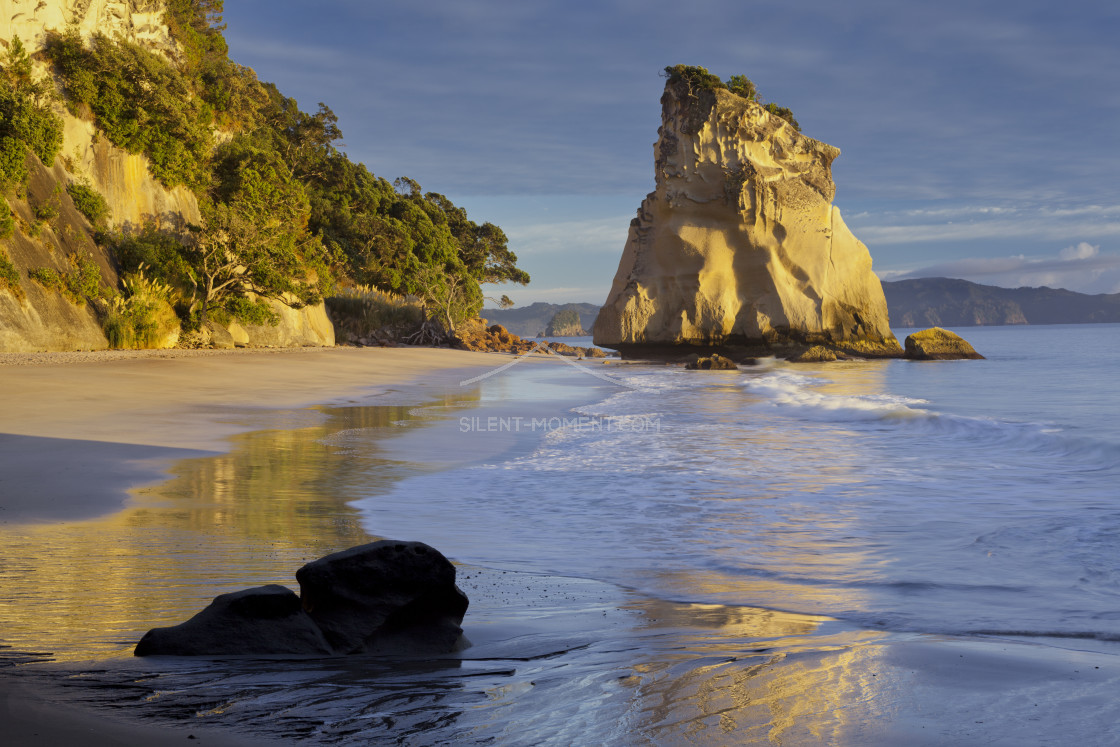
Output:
[504,216,631,256]
[1060,242,1099,261]
[850,204,1120,246]
[486,284,610,306]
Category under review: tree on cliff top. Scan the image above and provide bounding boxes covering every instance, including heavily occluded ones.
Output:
[42,2,529,337]
[662,64,800,132]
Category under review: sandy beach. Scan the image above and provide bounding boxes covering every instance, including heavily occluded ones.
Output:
[0,346,504,744]
[3,346,1119,745]
[0,347,503,523]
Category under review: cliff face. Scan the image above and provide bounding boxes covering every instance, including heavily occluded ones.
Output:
[593,82,901,357]
[0,0,175,57]
[0,155,117,352]
[0,0,333,351]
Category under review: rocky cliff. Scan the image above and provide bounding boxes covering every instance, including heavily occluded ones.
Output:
[544,307,586,337]
[0,0,333,351]
[593,77,901,358]
[0,0,175,58]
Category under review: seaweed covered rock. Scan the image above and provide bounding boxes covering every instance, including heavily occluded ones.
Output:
[134,585,331,656]
[904,327,984,360]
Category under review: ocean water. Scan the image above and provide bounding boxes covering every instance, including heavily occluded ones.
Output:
[5,324,1120,744]
[356,323,1120,644]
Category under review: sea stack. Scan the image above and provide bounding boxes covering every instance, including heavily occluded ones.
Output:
[594,67,902,359]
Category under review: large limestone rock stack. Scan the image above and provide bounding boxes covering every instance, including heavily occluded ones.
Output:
[594,71,902,358]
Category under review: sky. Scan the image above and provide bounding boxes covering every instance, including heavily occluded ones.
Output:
[222,0,1120,305]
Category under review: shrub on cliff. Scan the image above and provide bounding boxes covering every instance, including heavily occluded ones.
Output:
[664,64,727,93]
[726,74,758,101]
[0,36,63,183]
[663,64,800,132]
[764,102,801,132]
[103,268,180,349]
[66,181,111,227]
[27,252,102,305]
[0,246,21,300]
[45,30,213,190]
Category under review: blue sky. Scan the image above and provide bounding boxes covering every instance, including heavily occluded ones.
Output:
[223,0,1120,304]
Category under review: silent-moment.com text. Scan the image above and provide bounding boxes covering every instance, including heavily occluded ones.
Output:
[459,415,661,433]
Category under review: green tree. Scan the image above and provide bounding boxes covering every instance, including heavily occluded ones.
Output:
[190,138,328,324]
[663,64,727,92]
[725,74,758,101]
[0,36,63,175]
[764,102,801,132]
[45,30,213,190]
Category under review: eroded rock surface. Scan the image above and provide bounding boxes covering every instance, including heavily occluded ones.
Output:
[594,77,901,359]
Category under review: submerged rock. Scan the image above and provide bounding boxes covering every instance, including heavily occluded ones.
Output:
[134,585,331,656]
[904,327,984,360]
[594,70,902,359]
[135,541,468,657]
[297,540,469,655]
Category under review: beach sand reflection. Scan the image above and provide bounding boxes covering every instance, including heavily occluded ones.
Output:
[0,396,474,663]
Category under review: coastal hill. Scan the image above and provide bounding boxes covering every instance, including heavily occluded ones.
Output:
[480,302,599,338]
[593,65,901,358]
[883,277,1120,327]
[0,1,527,352]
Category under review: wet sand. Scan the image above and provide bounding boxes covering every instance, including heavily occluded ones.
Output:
[0,346,502,744]
[0,346,503,523]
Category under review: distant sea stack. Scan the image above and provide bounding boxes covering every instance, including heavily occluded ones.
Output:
[544,307,586,337]
[593,67,902,359]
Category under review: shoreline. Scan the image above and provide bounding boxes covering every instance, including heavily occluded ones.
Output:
[0,345,631,745]
[0,346,511,523]
[3,347,1120,744]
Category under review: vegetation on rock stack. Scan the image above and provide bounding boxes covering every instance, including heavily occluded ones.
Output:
[34,0,529,339]
[544,307,585,336]
[663,64,800,131]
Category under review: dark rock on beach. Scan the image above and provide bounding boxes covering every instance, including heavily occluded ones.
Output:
[904,327,984,360]
[135,540,468,657]
[134,585,331,656]
[297,540,469,655]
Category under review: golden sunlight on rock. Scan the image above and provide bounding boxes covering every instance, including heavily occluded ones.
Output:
[595,74,901,358]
